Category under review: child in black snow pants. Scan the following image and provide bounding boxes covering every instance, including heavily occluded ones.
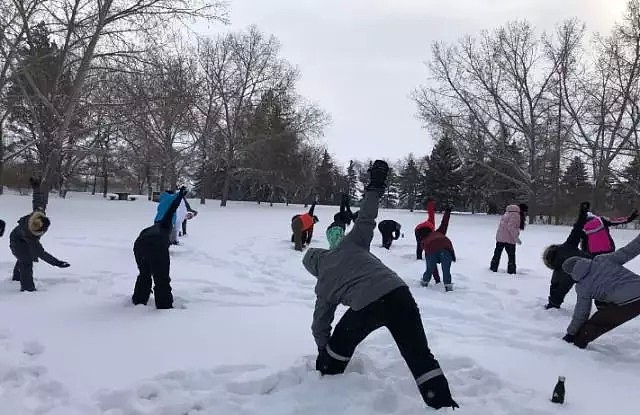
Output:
[9,211,70,291]
[132,187,186,309]
[543,202,592,309]
[377,219,401,249]
[303,160,458,410]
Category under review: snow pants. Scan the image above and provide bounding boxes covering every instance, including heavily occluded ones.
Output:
[380,230,395,249]
[415,229,440,283]
[316,286,445,406]
[423,250,453,287]
[574,299,640,348]
[490,242,516,274]
[10,240,36,291]
[132,239,173,309]
[547,269,575,308]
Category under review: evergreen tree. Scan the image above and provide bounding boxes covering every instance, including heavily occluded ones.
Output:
[427,133,463,209]
[346,160,358,201]
[398,153,421,211]
[315,150,336,204]
[614,155,640,213]
[560,156,591,214]
[381,165,400,208]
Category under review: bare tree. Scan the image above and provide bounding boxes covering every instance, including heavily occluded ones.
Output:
[7,0,226,209]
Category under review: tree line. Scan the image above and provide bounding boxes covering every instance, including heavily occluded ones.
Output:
[413,0,640,222]
[2,0,640,222]
[0,0,330,209]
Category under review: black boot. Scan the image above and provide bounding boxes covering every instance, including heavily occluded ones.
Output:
[507,263,516,274]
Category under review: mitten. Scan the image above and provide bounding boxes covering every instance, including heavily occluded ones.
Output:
[366,160,389,190]
[516,238,522,245]
[419,372,459,410]
[562,333,575,344]
[629,209,638,221]
[57,261,70,268]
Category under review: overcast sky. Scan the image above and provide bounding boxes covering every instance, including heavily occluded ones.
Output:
[215,0,628,164]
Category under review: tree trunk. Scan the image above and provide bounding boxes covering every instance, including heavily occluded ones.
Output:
[102,169,108,197]
[220,168,231,207]
[145,163,153,200]
[199,162,206,205]
[92,173,97,195]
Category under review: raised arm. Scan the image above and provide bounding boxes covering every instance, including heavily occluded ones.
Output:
[159,189,186,229]
[427,200,435,227]
[565,202,590,247]
[603,209,638,227]
[342,161,389,249]
[308,201,317,216]
[437,208,451,235]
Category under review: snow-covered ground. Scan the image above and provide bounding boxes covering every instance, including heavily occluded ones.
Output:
[1,193,639,415]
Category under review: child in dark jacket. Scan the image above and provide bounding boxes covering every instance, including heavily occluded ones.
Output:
[580,209,638,256]
[421,207,455,291]
[303,160,458,410]
[9,211,70,291]
[542,202,592,309]
[378,220,401,249]
[132,187,186,309]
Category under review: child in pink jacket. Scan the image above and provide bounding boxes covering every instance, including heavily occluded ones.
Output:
[490,203,528,274]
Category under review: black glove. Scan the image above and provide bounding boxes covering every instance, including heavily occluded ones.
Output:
[0,219,5,237]
[179,186,188,196]
[562,333,575,344]
[444,205,452,213]
[57,261,70,268]
[579,202,590,213]
[366,160,389,190]
[420,372,459,410]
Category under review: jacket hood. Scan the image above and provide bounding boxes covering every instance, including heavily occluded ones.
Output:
[563,257,591,282]
[505,205,520,213]
[303,248,328,277]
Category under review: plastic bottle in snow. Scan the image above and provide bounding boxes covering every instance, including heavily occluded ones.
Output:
[551,376,565,404]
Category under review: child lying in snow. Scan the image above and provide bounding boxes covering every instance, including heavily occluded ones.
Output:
[302,160,458,410]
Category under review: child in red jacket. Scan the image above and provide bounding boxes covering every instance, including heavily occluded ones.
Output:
[420,207,455,291]
[415,200,440,283]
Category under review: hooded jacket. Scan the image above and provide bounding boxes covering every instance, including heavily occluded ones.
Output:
[138,190,185,246]
[303,189,406,350]
[565,233,640,335]
[580,211,637,255]
[496,205,521,245]
[9,212,62,265]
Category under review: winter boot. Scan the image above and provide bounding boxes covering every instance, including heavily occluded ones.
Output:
[545,303,560,310]
[444,284,453,292]
[507,263,516,274]
[420,279,429,287]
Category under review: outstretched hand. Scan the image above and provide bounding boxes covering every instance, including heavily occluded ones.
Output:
[630,209,638,221]
[57,261,70,268]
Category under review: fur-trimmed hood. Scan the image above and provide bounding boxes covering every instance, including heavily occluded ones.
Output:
[19,211,50,238]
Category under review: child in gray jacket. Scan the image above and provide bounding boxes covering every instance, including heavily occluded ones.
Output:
[562,231,640,348]
[302,160,458,410]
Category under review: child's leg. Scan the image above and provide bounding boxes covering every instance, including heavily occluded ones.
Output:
[422,255,438,284]
[18,261,35,291]
[574,300,640,347]
[150,247,172,309]
[415,231,423,260]
[181,219,187,236]
[318,301,385,375]
[439,251,453,286]
[132,245,153,305]
[12,261,20,281]
[505,244,516,274]
[292,219,303,251]
[490,242,504,271]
